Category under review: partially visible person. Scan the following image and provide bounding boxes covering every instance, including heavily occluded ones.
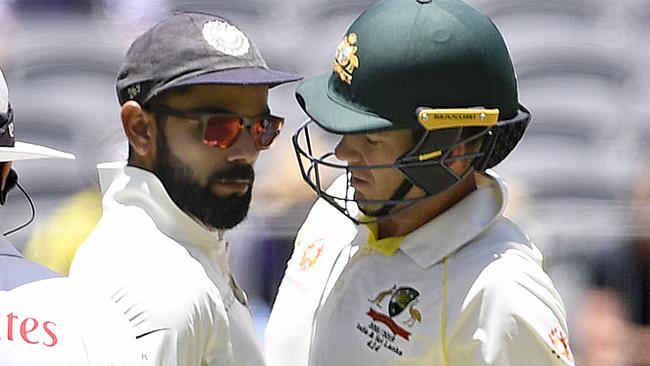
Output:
[266,0,574,365]
[70,11,301,366]
[0,66,139,364]
[0,277,140,365]
[0,67,72,289]
[577,171,650,366]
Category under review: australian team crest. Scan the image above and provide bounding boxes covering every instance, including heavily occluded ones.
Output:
[355,284,422,355]
[333,33,359,84]
[367,285,422,340]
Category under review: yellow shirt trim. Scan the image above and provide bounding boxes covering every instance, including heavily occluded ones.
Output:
[441,256,450,366]
[362,218,405,257]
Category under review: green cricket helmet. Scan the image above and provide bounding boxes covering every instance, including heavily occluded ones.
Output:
[292,0,531,224]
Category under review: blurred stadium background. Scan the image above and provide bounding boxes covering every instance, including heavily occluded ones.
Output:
[0,0,648,362]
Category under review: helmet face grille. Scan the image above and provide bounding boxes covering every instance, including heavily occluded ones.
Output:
[483,107,532,169]
[291,119,487,224]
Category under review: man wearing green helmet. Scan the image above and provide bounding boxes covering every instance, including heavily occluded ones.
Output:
[266,0,575,365]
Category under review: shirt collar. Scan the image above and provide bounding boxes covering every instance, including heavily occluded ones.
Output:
[399,170,507,268]
[364,220,405,256]
[0,236,21,258]
[97,161,226,253]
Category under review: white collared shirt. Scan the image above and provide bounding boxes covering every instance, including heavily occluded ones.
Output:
[0,277,139,365]
[265,171,575,366]
[70,161,263,366]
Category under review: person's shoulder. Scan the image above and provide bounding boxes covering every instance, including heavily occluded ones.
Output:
[467,221,551,293]
[473,245,552,297]
[74,202,194,269]
[456,215,564,313]
[481,216,531,248]
[453,216,539,273]
[71,215,216,319]
[460,230,568,329]
[456,239,575,364]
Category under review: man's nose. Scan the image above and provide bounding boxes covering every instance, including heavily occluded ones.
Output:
[227,129,259,165]
[334,135,356,162]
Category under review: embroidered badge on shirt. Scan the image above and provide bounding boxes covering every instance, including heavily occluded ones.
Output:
[202,20,250,56]
[355,285,422,356]
[299,240,324,271]
[333,33,359,84]
[549,327,574,363]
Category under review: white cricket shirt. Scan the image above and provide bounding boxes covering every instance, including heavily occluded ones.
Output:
[266,171,575,366]
[0,277,139,365]
[70,161,264,366]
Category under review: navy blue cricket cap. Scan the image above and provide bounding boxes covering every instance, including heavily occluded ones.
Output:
[116,11,302,105]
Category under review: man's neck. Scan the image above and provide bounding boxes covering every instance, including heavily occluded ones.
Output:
[378,173,478,239]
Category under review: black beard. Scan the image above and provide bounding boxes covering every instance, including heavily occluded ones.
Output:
[152,131,254,230]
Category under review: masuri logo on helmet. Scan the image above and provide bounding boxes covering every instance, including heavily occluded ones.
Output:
[292,0,531,224]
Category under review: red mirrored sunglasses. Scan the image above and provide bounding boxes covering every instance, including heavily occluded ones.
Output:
[147,105,284,150]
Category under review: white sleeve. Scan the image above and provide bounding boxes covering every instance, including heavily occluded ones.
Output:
[450,249,575,366]
[265,175,358,366]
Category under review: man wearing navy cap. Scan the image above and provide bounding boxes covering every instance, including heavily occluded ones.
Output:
[0,66,139,365]
[70,11,301,365]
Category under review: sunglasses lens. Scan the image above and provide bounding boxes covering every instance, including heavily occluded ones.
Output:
[253,116,284,149]
[203,117,242,148]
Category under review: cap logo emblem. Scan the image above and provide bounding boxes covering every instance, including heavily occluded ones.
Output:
[202,20,250,57]
[333,33,359,84]
[127,84,141,99]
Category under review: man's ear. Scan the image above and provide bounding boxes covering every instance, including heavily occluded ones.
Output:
[121,101,157,165]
